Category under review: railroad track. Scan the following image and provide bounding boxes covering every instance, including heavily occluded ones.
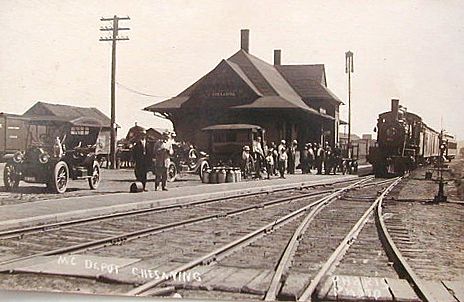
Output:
[0,177,360,239]
[0,177,386,295]
[120,177,401,297]
[0,178,369,267]
[125,176,446,302]
[3,176,452,301]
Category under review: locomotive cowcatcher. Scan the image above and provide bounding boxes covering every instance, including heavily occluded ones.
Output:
[3,116,102,193]
[368,99,441,177]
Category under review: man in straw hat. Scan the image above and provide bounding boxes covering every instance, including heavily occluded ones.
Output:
[154,131,174,191]
[277,139,288,178]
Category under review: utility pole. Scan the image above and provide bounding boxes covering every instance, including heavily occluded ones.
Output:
[99,15,130,169]
[345,51,354,158]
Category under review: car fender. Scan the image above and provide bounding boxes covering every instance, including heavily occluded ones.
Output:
[2,154,14,162]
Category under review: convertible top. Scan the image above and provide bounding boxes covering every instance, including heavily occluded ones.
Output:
[26,115,102,127]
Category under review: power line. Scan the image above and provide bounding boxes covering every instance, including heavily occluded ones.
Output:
[116,82,169,98]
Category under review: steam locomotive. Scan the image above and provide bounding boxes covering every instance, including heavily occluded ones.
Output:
[368,99,455,177]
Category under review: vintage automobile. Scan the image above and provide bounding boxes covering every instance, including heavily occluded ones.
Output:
[202,124,266,174]
[3,116,102,193]
[169,142,210,181]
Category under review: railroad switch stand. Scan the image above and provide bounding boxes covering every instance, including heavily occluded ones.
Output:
[433,179,447,203]
[432,144,447,203]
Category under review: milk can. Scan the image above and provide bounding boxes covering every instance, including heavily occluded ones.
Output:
[209,169,218,184]
[202,169,211,183]
[217,167,226,183]
[235,168,242,182]
[226,168,235,183]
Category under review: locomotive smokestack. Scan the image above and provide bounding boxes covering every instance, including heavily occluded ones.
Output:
[241,29,249,53]
[391,99,399,120]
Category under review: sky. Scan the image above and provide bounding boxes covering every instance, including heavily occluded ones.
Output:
[1,0,463,141]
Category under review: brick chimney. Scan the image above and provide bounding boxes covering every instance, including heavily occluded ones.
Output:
[241,29,249,53]
[274,49,281,65]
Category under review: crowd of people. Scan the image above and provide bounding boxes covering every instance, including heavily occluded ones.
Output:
[242,139,345,179]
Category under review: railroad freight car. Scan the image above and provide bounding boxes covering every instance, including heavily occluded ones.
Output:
[368,99,444,177]
[0,113,30,160]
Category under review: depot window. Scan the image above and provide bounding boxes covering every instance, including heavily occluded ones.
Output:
[71,126,90,135]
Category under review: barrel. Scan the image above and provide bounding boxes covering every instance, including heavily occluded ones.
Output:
[226,169,235,183]
[217,168,226,183]
[209,169,218,184]
[202,170,211,183]
[130,182,144,193]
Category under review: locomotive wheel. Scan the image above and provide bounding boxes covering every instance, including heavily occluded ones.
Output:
[49,161,69,194]
[199,160,210,179]
[88,161,101,190]
[3,163,19,191]
[167,162,177,182]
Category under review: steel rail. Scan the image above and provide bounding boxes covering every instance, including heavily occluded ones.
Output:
[297,177,402,302]
[126,177,373,296]
[264,177,394,300]
[0,185,347,269]
[0,177,360,239]
[263,177,385,301]
[376,181,437,302]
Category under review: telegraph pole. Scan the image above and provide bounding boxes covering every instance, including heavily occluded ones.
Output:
[99,15,130,169]
[345,51,354,158]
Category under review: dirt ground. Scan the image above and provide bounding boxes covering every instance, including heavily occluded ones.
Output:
[0,163,201,205]
[449,157,464,200]
[393,156,464,202]
[384,156,464,281]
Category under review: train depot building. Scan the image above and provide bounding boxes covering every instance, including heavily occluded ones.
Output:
[145,30,343,151]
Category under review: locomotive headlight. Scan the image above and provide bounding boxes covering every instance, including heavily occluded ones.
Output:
[13,151,24,163]
[39,152,50,164]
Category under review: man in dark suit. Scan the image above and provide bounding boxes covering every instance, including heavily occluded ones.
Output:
[132,130,150,191]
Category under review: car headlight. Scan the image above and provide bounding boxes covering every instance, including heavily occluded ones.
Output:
[39,152,50,164]
[13,152,23,163]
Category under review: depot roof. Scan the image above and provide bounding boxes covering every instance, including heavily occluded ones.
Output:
[145,50,342,119]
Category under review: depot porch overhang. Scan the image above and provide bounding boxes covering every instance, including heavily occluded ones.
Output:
[144,94,334,120]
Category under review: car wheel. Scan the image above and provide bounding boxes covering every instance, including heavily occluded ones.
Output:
[49,161,69,194]
[167,162,177,182]
[199,160,210,179]
[3,163,20,191]
[88,161,101,190]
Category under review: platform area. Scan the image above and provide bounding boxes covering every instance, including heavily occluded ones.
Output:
[0,173,358,231]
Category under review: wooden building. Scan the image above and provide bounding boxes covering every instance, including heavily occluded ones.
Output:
[145,30,343,151]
